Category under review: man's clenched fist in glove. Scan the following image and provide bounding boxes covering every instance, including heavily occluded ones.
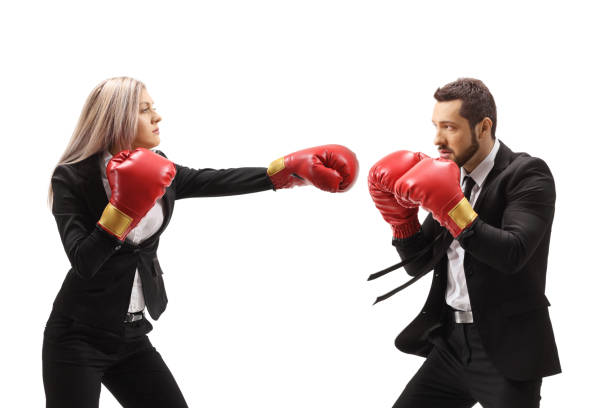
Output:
[368,151,429,239]
[394,156,477,238]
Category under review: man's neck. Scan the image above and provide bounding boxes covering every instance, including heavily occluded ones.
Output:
[464,137,495,173]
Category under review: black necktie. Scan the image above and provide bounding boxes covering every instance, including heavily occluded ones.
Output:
[463,175,476,202]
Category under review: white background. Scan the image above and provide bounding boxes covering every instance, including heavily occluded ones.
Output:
[1,1,609,406]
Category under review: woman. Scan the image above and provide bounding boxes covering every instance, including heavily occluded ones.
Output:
[43,76,358,408]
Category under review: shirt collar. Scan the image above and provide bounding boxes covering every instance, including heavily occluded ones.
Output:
[103,150,113,165]
[100,150,113,179]
[461,137,500,188]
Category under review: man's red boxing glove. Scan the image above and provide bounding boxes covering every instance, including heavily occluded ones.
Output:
[394,157,477,238]
[98,148,176,241]
[368,151,429,239]
[267,144,358,192]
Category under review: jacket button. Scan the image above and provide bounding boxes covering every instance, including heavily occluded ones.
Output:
[114,245,121,251]
[421,310,427,315]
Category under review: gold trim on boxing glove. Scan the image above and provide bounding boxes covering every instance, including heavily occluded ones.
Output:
[448,197,478,229]
[99,203,133,238]
[267,157,285,176]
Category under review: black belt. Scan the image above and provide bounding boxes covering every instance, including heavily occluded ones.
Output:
[447,307,473,324]
[368,232,450,304]
[124,311,144,323]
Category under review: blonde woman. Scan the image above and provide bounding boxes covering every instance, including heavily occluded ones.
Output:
[44,76,358,407]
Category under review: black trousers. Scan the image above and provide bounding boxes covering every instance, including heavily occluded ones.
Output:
[392,317,542,408]
[42,313,188,408]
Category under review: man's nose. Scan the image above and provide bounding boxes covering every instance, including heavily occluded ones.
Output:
[433,127,444,147]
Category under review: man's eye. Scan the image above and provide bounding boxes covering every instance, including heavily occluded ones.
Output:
[141,108,149,113]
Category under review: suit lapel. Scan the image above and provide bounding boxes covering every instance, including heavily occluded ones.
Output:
[427,143,514,259]
[132,182,175,247]
[148,191,173,242]
[473,140,514,213]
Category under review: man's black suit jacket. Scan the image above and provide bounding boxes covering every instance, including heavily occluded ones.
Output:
[393,141,561,381]
[50,151,273,334]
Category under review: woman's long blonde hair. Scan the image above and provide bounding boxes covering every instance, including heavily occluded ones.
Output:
[48,76,145,206]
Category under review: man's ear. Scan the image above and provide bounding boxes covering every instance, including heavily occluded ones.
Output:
[478,117,493,140]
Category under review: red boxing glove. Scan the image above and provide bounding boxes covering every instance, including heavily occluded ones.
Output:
[394,157,477,238]
[368,151,428,238]
[267,144,358,192]
[98,148,176,241]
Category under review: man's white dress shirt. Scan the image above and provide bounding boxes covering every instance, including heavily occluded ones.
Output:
[445,138,500,311]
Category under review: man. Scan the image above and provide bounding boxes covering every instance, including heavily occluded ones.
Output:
[368,78,560,407]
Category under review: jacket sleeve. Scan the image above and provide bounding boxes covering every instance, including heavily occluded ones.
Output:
[154,152,275,200]
[392,214,438,276]
[457,157,555,275]
[51,165,123,280]
[172,164,275,200]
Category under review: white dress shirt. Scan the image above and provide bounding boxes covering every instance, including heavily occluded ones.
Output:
[445,138,500,311]
[100,151,165,313]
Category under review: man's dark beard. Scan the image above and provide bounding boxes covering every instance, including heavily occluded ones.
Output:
[453,128,479,168]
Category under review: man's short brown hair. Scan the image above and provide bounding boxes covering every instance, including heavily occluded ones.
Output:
[434,78,497,139]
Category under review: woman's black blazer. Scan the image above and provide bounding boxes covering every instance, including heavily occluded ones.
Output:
[50,150,273,334]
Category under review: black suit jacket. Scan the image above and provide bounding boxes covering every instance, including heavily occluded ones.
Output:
[50,151,273,334]
[393,141,561,381]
